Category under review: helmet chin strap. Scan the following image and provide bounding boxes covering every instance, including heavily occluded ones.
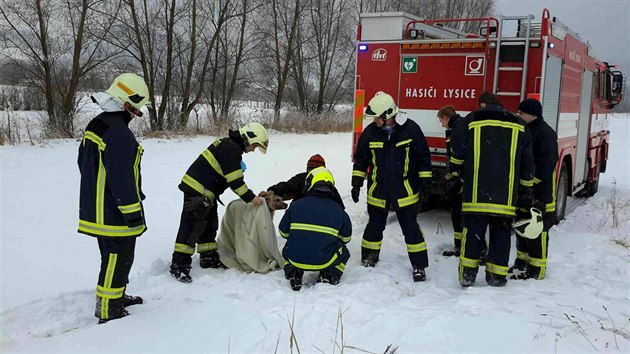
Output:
[124,102,143,117]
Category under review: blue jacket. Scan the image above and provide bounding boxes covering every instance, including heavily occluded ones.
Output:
[279,191,351,270]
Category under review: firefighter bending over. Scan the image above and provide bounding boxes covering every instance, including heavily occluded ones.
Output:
[448,93,535,287]
[169,122,268,283]
[510,98,558,280]
[351,91,433,282]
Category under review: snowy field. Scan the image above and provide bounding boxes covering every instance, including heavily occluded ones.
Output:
[1,115,629,353]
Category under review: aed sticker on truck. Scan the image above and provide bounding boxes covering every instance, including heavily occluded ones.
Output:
[465,56,485,76]
[402,57,418,73]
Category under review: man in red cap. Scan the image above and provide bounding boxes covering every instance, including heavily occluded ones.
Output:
[263,154,342,205]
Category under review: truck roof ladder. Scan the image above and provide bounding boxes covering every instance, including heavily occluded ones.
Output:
[493,15,534,102]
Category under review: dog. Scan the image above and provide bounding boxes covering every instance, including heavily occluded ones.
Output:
[259,190,288,214]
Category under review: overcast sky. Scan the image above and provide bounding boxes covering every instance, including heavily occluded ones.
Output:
[494,0,630,75]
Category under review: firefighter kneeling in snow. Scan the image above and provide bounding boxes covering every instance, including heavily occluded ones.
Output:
[280,167,352,291]
[351,91,432,282]
[448,93,535,287]
[169,122,268,283]
[510,98,558,280]
[78,73,149,323]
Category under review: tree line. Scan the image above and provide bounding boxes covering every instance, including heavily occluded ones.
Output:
[0,0,494,136]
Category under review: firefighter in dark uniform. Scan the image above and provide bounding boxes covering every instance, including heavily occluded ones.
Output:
[510,98,558,280]
[264,154,327,202]
[169,122,268,283]
[351,91,433,282]
[437,105,464,257]
[280,167,352,291]
[448,93,535,287]
[78,73,150,323]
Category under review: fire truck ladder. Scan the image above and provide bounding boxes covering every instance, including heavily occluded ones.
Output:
[492,15,535,102]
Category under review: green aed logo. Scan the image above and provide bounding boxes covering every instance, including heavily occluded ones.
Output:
[402,57,417,73]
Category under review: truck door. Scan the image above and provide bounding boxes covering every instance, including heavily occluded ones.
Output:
[574,70,594,188]
[541,55,563,131]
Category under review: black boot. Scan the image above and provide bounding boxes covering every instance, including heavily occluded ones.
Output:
[361,249,380,267]
[442,246,460,257]
[170,264,193,283]
[123,294,143,307]
[289,268,304,291]
[460,266,478,288]
[199,250,227,269]
[508,258,527,274]
[412,266,426,282]
[317,269,340,285]
[486,272,507,287]
[96,297,129,324]
[98,308,129,324]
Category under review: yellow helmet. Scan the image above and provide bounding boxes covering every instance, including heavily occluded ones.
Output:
[239,122,269,154]
[305,167,335,191]
[365,91,399,120]
[106,73,150,112]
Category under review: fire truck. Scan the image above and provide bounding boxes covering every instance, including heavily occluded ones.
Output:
[352,9,625,221]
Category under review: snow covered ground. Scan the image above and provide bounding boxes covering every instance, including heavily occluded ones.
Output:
[1,115,629,353]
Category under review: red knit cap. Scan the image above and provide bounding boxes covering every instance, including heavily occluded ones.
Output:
[306,154,326,171]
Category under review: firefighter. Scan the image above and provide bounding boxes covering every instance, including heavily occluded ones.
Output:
[169,122,268,283]
[510,98,558,280]
[280,167,352,291]
[448,93,535,287]
[263,154,326,202]
[351,91,432,282]
[437,105,464,257]
[78,73,149,323]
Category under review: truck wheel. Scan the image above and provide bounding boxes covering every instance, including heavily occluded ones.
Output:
[586,165,601,197]
[554,162,569,222]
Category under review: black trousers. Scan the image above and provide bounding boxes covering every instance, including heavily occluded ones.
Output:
[515,213,553,279]
[361,205,428,268]
[449,193,463,248]
[459,214,511,279]
[95,237,136,320]
[171,194,219,267]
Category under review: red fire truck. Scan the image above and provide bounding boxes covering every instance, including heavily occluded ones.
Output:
[352,9,625,221]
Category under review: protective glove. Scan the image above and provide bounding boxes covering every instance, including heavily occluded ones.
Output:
[184,195,213,220]
[351,187,360,203]
[533,199,546,214]
[444,171,463,200]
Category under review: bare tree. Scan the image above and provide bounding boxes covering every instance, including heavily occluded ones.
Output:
[255,0,306,127]
[0,0,121,136]
[308,0,355,114]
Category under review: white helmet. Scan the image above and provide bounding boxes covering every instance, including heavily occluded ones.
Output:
[512,208,544,239]
[239,122,269,154]
[106,73,150,113]
[365,91,399,120]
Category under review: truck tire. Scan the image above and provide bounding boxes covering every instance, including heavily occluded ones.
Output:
[554,162,569,222]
